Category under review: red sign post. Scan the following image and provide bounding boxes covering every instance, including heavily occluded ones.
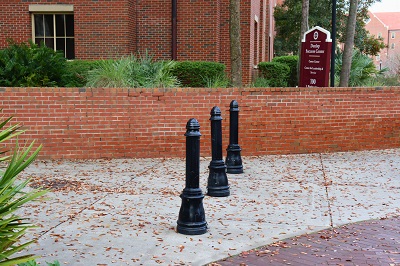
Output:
[299,26,332,87]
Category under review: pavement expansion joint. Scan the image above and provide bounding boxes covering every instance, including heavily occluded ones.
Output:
[319,153,334,228]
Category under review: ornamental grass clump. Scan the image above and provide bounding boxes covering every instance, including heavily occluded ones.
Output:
[86,52,180,88]
[0,112,46,266]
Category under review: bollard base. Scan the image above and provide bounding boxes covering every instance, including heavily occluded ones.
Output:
[226,144,243,174]
[207,160,230,197]
[177,221,207,235]
[226,165,243,174]
[177,189,207,235]
[207,185,230,197]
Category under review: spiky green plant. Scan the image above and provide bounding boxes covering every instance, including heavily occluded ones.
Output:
[202,73,229,88]
[0,112,45,266]
[85,59,132,88]
[251,77,270,88]
[86,52,180,88]
[335,50,386,87]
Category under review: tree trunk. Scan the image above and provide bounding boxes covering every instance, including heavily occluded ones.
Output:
[339,0,358,87]
[298,0,309,85]
[230,0,242,88]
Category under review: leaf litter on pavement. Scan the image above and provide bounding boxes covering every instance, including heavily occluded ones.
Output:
[15,149,400,265]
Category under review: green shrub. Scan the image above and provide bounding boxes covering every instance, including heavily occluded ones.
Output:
[86,53,180,88]
[251,77,270,87]
[203,73,230,88]
[0,40,66,87]
[61,60,100,87]
[18,259,60,266]
[272,55,299,87]
[335,50,386,87]
[0,111,46,265]
[171,61,226,87]
[86,58,131,88]
[258,62,290,87]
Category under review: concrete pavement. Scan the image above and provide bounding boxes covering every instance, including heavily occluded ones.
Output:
[19,149,400,265]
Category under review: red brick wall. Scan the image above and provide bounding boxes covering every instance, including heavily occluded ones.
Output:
[0,0,134,59]
[135,0,171,59]
[1,87,399,159]
[0,0,264,85]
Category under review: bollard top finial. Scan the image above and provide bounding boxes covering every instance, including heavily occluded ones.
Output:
[210,106,222,121]
[230,100,239,111]
[185,118,201,137]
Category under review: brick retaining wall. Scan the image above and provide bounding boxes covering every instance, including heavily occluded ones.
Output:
[1,87,399,159]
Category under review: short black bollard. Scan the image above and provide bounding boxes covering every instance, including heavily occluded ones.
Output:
[226,100,243,174]
[207,106,230,197]
[177,118,207,235]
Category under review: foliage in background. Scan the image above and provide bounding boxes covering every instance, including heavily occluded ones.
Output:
[202,73,230,88]
[170,61,226,87]
[258,61,290,87]
[61,60,100,87]
[0,40,66,87]
[86,53,180,88]
[0,112,46,265]
[251,77,270,88]
[335,49,386,87]
[18,259,60,266]
[274,0,384,56]
[272,55,299,87]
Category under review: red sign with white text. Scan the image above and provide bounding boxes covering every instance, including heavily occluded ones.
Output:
[299,26,332,87]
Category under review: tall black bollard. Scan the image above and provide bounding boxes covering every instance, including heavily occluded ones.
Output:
[207,106,230,197]
[177,118,207,235]
[226,100,243,174]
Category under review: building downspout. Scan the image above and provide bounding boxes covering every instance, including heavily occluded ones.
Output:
[172,0,177,60]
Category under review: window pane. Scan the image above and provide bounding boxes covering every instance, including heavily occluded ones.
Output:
[35,38,44,46]
[34,15,44,37]
[56,38,65,56]
[66,38,75,59]
[66,15,74,37]
[44,15,54,37]
[56,15,65,36]
[45,38,54,49]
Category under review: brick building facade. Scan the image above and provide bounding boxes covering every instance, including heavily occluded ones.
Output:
[366,11,400,73]
[0,0,277,85]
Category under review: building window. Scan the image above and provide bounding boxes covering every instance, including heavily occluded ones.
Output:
[391,43,395,49]
[391,32,396,39]
[376,54,380,61]
[378,32,382,38]
[30,5,74,59]
[33,14,75,59]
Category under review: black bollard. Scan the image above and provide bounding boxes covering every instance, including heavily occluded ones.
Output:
[226,100,243,174]
[177,118,207,235]
[207,106,230,197]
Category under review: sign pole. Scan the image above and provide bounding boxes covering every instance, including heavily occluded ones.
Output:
[330,0,337,87]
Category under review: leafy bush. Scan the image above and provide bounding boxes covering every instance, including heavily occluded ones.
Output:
[272,55,299,87]
[171,61,226,87]
[0,112,46,265]
[0,40,66,87]
[203,73,230,88]
[18,259,60,266]
[61,60,100,87]
[251,77,270,87]
[335,50,385,87]
[257,62,290,87]
[86,53,180,88]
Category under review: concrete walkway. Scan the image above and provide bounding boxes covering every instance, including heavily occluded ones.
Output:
[19,149,400,265]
